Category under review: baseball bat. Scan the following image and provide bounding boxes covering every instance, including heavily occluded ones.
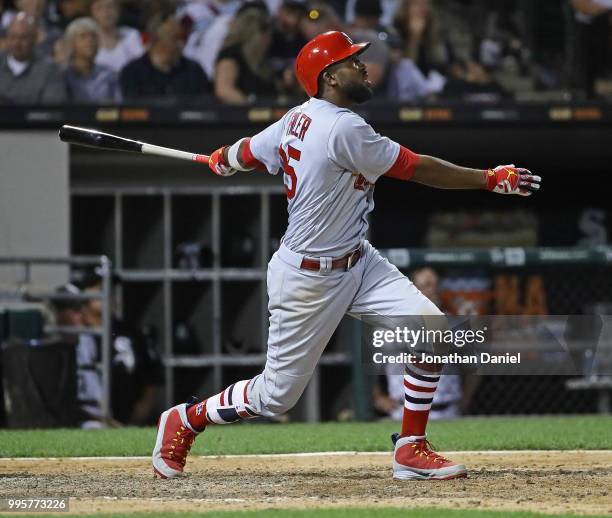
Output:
[58,125,210,164]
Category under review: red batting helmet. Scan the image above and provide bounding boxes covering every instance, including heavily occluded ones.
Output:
[295,31,370,97]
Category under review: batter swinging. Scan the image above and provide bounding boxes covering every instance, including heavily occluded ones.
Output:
[152,31,541,481]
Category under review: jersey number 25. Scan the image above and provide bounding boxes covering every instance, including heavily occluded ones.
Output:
[279,144,301,200]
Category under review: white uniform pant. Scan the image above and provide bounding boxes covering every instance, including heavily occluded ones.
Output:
[246,241,442,417]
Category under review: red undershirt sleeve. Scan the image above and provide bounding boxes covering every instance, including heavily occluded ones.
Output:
[384,145,420,181]
[240,138,267,172]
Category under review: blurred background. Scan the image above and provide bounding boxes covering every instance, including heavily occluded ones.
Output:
[0,0,611,429]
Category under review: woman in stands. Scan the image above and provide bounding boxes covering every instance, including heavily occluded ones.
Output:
[89,0,143,73]
[214,4,277,104]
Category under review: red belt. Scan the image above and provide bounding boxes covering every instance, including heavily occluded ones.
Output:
[300,247,362,272]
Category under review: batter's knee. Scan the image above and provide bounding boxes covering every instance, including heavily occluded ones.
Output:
[248,371,309,418]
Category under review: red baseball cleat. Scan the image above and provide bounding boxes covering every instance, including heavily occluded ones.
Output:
[152,403,199,478]
[393,435,467,481]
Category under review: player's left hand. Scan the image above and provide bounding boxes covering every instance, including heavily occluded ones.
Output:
[485,165,541,196]
[209,146,238,177]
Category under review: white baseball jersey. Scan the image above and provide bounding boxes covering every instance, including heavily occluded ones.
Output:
[250,97,400,257]
[186,99,444,428]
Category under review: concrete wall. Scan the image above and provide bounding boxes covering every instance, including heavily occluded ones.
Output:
[0,131,69,287]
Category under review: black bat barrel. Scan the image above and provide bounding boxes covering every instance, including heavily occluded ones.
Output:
[58,125,143,153]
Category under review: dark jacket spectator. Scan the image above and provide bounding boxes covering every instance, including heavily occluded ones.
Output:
[269,1,307,63]
[63,17,119,102]
[49,0,89,29]
[214,6,276,104]
[269,1,307,98]
[0,12,65,104]
[120,10,209,100]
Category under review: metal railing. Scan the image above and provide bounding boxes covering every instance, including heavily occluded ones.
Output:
[0,255,113,418]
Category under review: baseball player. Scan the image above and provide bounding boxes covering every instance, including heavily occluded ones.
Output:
[152,31,541,481]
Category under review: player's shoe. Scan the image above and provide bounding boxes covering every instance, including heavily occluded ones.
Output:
[152,399,200,478]
[391,432,467,481]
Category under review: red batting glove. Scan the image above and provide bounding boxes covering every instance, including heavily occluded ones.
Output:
[485,164,541,197]
[208,146,237,177]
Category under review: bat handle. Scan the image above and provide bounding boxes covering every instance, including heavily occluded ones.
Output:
[193,154,210,164]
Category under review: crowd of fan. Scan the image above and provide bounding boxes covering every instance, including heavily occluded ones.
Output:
[0,0,610,105]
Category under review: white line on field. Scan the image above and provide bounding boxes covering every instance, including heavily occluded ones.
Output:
[2,450,610,462]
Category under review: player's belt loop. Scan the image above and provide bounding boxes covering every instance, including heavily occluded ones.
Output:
[319,257,333,275]
[347,251,355,270]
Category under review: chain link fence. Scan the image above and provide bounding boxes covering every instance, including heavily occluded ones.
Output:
[379,246,612,415]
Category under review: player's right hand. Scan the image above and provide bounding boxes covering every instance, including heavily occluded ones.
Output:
[209,146,238,177]
[485,165,541,197]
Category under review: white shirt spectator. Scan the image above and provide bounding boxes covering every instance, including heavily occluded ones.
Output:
[7,54,28,76]
[387,58,446,102]
[178,0,240,31]
[95,26,144,73]
[184,12,233,80]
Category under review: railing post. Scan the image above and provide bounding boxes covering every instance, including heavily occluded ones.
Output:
[99,256,112,420]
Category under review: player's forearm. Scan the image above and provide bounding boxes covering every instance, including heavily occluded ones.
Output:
[221,139,248,169]
[211,138,266,176]
[411,155,486,190]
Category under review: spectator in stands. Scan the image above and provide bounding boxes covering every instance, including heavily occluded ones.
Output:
[348,0,395,92]
[270,0,307,63]
[51,0,88,28]
[269,0,307,98]
[345,0,401,27]
[0,12,66,103]
[120,8,210,100]
[569,0,612,97]
[63,17,120,102]
[8,0,63,58]
[51,283,120,428]
[387,0,447,101]
[177,0,240,34]
[89,0,143,73]
[351,0,399,37]
[476,1,530,75]
[183,0,242,80]
[389,0,503,101]
[214,5,276,104]
[300,2,343,42]
[394,0,450,75]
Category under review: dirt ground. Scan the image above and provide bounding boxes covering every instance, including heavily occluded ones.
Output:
[0,451,610,516]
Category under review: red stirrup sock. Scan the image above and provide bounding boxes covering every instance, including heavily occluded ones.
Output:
[401,364,441,438]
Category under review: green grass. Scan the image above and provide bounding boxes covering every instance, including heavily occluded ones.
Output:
[0,416,610,458]
[9,509,611,518]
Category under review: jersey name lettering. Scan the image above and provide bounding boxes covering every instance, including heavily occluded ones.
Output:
[287,113,313,142]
